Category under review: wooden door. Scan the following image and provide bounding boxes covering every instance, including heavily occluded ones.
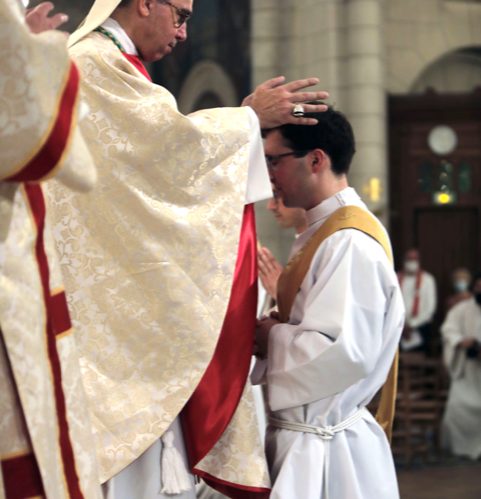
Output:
[415,207,478,318]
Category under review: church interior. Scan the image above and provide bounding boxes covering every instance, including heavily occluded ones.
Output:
[29,0,481,497]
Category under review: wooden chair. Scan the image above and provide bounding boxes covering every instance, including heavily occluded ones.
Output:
[391,351,446,466]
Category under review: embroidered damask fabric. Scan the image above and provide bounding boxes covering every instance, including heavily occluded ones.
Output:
[46,32,270,490]
[0,1,101,497]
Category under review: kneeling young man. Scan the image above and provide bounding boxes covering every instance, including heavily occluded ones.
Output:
[254,108,404,499]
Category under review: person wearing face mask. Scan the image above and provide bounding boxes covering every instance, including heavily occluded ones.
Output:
[446,267,472,312]
[397,248,437,353]
[440,272,481,459]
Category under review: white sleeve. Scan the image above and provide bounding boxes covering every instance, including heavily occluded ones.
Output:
[441,304,466,378]
[266,231,404,411]
[244,107,272,204]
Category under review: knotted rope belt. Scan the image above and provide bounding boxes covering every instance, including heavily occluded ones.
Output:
[269,408,365,498]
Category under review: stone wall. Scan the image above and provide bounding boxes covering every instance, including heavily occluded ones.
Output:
[386,0,481,92]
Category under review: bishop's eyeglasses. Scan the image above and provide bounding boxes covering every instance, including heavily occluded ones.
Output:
[160,0,192,28]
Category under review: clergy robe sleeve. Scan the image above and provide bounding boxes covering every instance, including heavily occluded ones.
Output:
[441,303,468,379]
[0,3,96,192]
[266,230,404,411]
[244,107,272,204]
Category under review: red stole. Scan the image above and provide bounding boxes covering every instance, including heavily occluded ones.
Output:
[398,271,423,317]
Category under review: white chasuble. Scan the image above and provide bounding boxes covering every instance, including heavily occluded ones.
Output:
[441,299,481,459]
[253,188,404,499]
[0,1,101,497]
[46,30,271,494]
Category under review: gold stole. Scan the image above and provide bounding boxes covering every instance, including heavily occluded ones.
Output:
[276,205,399,441]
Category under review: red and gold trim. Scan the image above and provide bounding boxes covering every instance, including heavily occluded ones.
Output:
[1,451,45,499]
[5,62,80,183]
[23,184,84,499]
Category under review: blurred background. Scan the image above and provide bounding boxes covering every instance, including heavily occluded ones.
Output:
[30,0,481,496]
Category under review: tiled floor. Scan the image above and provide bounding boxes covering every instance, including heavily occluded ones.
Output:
[397,459,481,499]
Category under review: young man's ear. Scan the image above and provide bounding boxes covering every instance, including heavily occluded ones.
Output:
[311,149,325,173]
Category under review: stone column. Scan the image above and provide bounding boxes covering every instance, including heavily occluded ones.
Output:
[251,0,299,264]
[344,0,388,222]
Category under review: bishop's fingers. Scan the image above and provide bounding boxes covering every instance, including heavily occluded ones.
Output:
[283,78,321,92]
[299,102,329,114]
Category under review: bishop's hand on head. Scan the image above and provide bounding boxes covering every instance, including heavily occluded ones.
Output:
[242,76,329,129]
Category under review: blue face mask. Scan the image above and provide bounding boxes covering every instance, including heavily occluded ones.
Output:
[454,280,469,293]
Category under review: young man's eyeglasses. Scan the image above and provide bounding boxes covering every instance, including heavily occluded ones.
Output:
[265,150,311,169]
[159,0,192,28]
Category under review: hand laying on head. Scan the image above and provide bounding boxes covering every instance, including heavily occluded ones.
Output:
[26,2,68,33]
[258,246,283,299]
[243,76,329,128]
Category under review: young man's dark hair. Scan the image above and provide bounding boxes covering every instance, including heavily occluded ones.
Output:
[265,106,356,176]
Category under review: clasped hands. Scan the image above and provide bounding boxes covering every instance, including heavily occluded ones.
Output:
[459,337,481,359]
[258,245,283,298]
[254,312,280,359]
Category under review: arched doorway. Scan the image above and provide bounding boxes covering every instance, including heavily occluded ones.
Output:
[177,60,239,113]
[411,48,481,93]
[389,48,481,351]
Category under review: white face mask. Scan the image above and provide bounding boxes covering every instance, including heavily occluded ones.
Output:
[404,260,419,274]
[454,280,469,293]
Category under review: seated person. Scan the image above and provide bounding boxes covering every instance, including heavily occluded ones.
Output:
[441,271,481,459]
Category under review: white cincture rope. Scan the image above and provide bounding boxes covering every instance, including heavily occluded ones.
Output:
[269,408,365,499]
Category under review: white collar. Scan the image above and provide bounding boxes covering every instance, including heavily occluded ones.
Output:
[101,18,138,55]
[306,187,364,226]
